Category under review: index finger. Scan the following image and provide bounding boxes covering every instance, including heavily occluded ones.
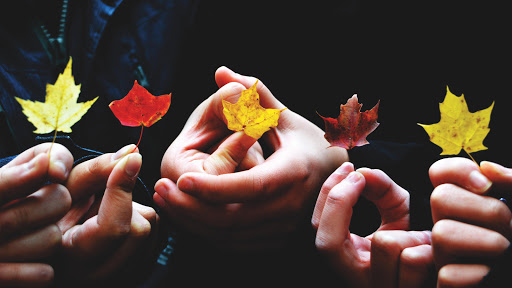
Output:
[357,168,410,230]
[176,153,299,203]
[429,157,492,194]
[66,144,136,202]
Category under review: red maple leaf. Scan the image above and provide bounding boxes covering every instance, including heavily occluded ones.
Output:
[318,95,379,149]
[109,80,172,149]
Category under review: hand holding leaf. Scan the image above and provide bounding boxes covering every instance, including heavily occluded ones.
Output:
[222,81,286,139]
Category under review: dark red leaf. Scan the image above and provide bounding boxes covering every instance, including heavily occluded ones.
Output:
[318,95,379,149]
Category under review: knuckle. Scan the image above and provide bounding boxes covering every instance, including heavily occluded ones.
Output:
[430,184,454,207]
[431,220,453,245]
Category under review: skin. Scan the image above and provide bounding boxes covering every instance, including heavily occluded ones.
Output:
[429,158,512,288]
[312,162,433,288]
[57,144,159,280]
[0,143,73,287]
[155,66,347,251]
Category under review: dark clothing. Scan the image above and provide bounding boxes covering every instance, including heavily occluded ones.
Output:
[1,1,510,287]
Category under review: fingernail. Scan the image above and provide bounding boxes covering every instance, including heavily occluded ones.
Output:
[469,170,492,192]
[334,162,354,175]
[177,177,194,191]
[346,172,363,183]
[123,153,142,178]
[154,181,169,196]
[52,160,69,178]
[112,145,135,162]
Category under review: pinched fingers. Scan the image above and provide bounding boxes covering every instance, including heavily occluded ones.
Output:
[65,144,136,202]
[480,161,512,191]
[61,153,141,257]
[429,158,492,194]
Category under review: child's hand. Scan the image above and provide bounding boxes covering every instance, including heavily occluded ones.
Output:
[57,145,158,281]
[312,162,433,288]
[430,158,511,287]
[0,143,73,287]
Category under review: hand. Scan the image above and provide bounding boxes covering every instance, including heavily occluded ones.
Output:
[56,145,158,281]
[312,162,433,288]
[155,66,348,251]
[430,158,511,288]
[0,143,73,287]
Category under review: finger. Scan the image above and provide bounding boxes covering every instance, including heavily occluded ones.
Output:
[371,230,432,288]
[97,153,141,234]
[312,162,354,229]
[62,153,142,255]
[215,66,286,110]
[398,244,434,288]
[0,263,54,287]
[3,143,73,183]
[430,184,512,239]
[0,153,49,206]
[57,194,95,233]
[0,184,71,242]
[437,264,490,288]
[480,161,512,191]
[89,210,152,279]
[432,219,510,267]
[155,179,300,230]
[203,131,258,175]
[357,168,410,230]
[65,144,136,202]
[176,154,304,203]
[429,157,492,194]
[315,172,365,257]
[235,141,265,171]
[0,224,62,262]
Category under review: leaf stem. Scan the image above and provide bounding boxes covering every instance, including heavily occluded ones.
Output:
[464,148,477,165]
[133,125,143,153]
[48,129,58,159]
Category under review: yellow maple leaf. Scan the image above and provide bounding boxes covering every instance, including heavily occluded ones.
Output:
[222,81,286,139]
[418,86,494,159]
[15,58,98,134]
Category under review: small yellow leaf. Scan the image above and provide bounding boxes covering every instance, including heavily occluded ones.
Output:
[418,86,494,156]
[222,81,286,139]
[15,58,98,134]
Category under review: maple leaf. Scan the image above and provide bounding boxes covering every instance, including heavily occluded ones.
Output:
[418,86,494,160]
[15,58,98,135]
[222,80,286,139]
[109,80,172,149]
[318,95,380,149]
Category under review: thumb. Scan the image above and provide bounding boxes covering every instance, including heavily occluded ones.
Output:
[215,66,286,110]
[203,131,257,175]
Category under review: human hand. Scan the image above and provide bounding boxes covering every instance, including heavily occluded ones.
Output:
[312,162,433,288]
[0,143,73,287]
[155,66,348,251]
[56,145,158,281]
[430,158,511,287]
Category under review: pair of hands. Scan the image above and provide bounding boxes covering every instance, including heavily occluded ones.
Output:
[0,142,157,287]
[154,66,348,251]
[312,162,433,288]
[313,157,512,288]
